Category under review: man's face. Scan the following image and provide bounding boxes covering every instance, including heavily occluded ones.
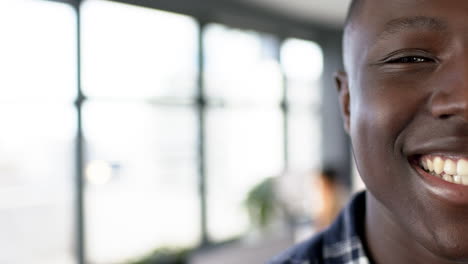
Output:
[340,0,468,259]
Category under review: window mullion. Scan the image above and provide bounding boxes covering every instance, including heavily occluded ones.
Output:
[197,19,210,247]
[74,2,86,263]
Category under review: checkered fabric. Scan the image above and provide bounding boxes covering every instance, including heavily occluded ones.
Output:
[268,191,371,264]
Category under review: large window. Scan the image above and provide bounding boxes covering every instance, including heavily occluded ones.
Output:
[3,0,324,263]
[204,24,284,241]
[281,39,323,171]
[81,1,200,262]
[0,0,77,263]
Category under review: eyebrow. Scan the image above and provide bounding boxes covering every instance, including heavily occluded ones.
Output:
[377,16,448,40]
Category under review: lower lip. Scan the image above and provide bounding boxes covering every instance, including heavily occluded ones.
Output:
[412,162,468,206]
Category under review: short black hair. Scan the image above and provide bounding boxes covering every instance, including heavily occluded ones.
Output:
[321,167,338,184]
[345,0,364,28]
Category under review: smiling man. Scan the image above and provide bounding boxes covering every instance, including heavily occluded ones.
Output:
[270,0,468,263]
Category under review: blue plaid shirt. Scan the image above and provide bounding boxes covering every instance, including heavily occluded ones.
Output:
[269,191,371,264]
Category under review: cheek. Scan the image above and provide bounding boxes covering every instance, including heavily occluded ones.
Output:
[350,94,396,191]
[349,78,423,198]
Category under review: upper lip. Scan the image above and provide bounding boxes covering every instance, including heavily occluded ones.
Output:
[405,136,468,158]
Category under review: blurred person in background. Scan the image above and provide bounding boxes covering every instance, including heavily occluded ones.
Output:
[313,168,345,231]
[274,168,346,243]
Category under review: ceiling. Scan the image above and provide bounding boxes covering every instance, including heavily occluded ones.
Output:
[238,0,352,28]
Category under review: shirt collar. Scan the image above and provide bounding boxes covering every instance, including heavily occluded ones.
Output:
[322,191,370,264]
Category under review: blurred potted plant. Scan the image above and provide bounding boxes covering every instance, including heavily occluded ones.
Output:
[244,177,278,231]
[126,247,190,264]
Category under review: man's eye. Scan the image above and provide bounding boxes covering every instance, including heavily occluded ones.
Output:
[387,56,431,64]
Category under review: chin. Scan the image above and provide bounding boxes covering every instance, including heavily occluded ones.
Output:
[415,214,468,262]
[430,238,468,261]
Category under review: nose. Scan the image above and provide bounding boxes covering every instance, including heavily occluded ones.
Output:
[429,62,468,121]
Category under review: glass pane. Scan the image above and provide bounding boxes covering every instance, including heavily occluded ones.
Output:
[286,80,321,105]
[281,38,323,81]
[0,0,76,101]
[0,103,76,264]
[206,107,284,241]
[83,102,200,263]
[204,24,282,105]
[281,38,323,105]
[287,106,321,172]
[81,0,198,99]
[0,0,76,263]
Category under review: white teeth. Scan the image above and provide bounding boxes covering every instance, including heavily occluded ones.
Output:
[433,157,444,175]
[419,156,468,186]
[422,159,428,170]
[444,160,457,175]
[462,175,468,185]
[427,159,434,171]
[457,160,468,176]
[443,174,454,183]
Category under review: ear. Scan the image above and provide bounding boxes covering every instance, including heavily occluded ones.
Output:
[334,71,351,134]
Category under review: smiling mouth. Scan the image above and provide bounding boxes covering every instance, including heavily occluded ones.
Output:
[414,155,468,185]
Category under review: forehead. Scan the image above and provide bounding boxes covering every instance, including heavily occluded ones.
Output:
[355,0,468,26]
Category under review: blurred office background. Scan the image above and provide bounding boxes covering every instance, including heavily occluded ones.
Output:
[0,0,363,263]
